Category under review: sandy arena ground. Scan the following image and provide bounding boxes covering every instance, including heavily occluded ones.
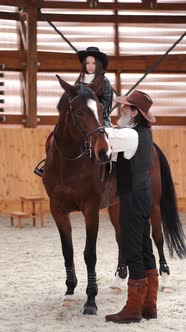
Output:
[0,211,186,332]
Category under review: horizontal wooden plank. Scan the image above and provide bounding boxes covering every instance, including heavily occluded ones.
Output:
[38,13,186,24]
[113,54,186,73]
[39,1,186,11]
[0,0,26,6]
[1,1,186,11]
[1,0,42,7]
[0,114,56,126]
[37,115,58,126]
[38,53,186,74]
[1,115,186,127]
[111,116,186,127]
[0,50,186,73]
[0,0,186,11]
[154,116,186,126]
[0,11,19,20]
[0,50,26,71]
[0,114,25,124]
[0,11,186,24]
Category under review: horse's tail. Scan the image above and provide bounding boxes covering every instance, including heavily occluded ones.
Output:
[154,142,186,258]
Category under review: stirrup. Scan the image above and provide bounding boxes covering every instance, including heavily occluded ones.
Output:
[34,159,45,177]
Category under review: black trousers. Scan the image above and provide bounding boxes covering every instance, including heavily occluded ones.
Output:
[120,189,156,279]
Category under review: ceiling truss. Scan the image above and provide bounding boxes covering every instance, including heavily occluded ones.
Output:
[0,0,186,127]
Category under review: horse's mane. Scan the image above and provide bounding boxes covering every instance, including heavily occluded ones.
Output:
[78,83,96,104]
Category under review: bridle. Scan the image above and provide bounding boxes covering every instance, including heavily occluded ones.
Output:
[54,93,107,160]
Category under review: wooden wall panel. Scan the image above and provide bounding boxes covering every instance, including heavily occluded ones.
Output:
[0,127,185,213]
[0,127,52,213]
[152,127,186,211]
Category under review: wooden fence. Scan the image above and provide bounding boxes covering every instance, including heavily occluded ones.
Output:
[0,127,185,213]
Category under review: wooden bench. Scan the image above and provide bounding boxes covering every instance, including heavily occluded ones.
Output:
[20,195,45,227]
[10,211,31,229]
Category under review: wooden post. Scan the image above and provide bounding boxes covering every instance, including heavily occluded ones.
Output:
[17,8,27,122]
[25,0,38,128]
[114,0,120,117]
[114,0,119,58]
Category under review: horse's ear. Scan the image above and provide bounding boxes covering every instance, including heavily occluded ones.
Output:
[88,76,104,96]
[56,75,73,93]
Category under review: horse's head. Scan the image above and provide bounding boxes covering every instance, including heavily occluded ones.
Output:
[56,75,112,163]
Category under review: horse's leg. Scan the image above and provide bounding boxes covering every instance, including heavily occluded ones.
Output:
[150,205,172,292]
[82,205,99,315]
[108,203,127,290]
[50,203,78,304]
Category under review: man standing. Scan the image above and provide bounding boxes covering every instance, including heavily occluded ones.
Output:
[105,90,158,324]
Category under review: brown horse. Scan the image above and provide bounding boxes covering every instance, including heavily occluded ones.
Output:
[42,76,186,315]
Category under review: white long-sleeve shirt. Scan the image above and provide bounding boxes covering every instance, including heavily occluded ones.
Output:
[105,127,139,161]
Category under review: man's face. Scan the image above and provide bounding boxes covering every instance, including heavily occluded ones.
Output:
[117,105,133,127]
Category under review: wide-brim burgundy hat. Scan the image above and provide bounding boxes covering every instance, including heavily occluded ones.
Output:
[115,90,156,123]
[77,46,109,70]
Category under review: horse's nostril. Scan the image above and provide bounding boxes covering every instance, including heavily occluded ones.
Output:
[98,149,110,162]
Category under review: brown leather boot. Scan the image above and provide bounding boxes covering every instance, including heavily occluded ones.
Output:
[105,278,147,324]
[142,269,159,319]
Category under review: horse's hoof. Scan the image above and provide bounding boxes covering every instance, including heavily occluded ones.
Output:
[63,299,76,307]
[83,306,97,315]
[83,301,97,315]
[160,272,173,292]
[109,271,126,290]
[63,294,76,307]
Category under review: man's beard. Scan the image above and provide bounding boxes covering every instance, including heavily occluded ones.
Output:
[117,113,132,128]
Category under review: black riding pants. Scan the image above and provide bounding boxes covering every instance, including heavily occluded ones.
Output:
[120,189,156,279]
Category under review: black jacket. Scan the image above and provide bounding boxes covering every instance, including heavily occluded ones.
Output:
[116,124,153,195]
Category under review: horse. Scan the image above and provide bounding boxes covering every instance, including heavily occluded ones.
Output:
[42,76,186,315]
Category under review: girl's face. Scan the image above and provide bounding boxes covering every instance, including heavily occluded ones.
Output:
[85,56,96,74]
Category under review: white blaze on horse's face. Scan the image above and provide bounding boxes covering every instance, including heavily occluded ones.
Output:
[87,98,112,161]
[87,99,99,122]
